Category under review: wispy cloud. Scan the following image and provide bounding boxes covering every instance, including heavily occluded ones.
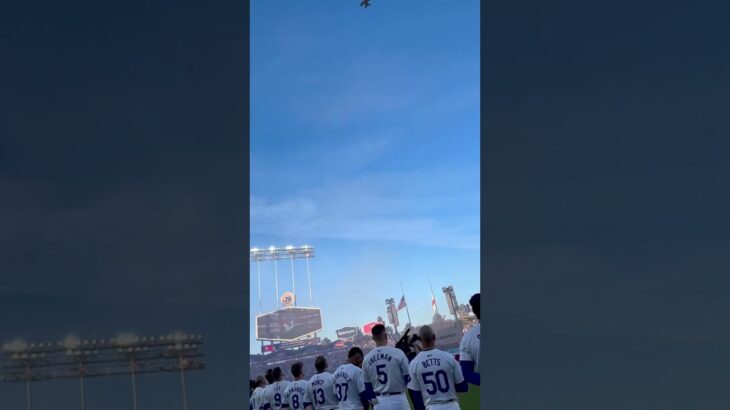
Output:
[250,165,479,250]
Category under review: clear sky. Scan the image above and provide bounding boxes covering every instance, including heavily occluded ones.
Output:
[250,0,480,354]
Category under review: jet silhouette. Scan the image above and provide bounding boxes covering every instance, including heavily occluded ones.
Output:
[360,0,371,8]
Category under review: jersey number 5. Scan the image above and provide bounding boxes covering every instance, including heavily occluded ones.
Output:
[376,364,388,384]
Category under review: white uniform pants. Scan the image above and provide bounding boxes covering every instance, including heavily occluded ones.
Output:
[428,401,461,410]
[373,394,410,410]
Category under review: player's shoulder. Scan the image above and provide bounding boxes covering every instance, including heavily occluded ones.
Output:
[436,348,458,362]
[377,345,405,359]
[409,352,425,370]
[389,345,407,357]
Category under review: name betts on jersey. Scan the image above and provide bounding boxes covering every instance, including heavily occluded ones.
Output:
[408,349,465,407]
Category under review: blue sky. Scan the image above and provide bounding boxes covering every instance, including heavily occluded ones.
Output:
[250,0,480,354]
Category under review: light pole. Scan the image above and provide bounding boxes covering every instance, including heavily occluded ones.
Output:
[305,256,313,306]
[25,366,31,410]
[130,358,139,410]
[250,245,316,308]
[179,355,189,410]
[79,365,86,410]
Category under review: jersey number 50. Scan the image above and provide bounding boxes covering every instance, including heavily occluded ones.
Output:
[422,370,449,395]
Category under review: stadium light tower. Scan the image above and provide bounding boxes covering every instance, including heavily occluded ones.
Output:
[2,333,205,410]
[441,286,461,326]
[250,245,316,307]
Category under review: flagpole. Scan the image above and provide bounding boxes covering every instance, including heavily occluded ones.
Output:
[429,278,438,314]
[400,282,412,327]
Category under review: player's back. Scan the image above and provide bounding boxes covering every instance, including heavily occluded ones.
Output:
[309,372,338,410]
[459,323,480,369]
[283,380,311,410]
[265,380,291,410]
[250,387,268,410]
[362,345,410,393]
[333,363,365,410]
[408,349,465,408]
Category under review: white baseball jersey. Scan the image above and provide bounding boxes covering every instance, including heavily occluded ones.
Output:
[250,387,268,410]
[362,346,410,394]
[408,349,465,408]
[283,380,312,410]
[333,363,366,410]
[265,380,291,410]
[309,372,338,410]
[459,323,480,370]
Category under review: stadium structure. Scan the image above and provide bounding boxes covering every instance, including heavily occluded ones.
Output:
[1,332,205,410]
[249,244,477,380]
[250,245,323,354]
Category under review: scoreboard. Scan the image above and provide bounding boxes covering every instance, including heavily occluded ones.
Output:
[255,307,323,342]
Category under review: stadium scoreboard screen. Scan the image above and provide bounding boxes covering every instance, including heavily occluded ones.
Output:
[255,307,323,341]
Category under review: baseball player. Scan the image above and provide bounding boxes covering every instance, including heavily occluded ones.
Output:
[282,362,314,410]
[408,326,467,410]
[333,347,370,409]
[251,375,270,410]
[308,355,339,410]
[362,324,411,410]
[264,367,291,410]
[459,293,480,386]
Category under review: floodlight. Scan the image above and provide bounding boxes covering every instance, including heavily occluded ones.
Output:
[62,335,81,349]
[2,339,28,353]
[115,333,140,346]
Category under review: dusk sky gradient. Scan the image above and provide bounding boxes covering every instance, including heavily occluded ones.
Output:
[250,1,481,354]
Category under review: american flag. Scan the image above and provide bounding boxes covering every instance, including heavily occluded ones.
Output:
[431,294,437,314]
[397,296,407,310]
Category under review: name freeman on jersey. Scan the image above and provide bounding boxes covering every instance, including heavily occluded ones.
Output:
[367,352,393,366]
